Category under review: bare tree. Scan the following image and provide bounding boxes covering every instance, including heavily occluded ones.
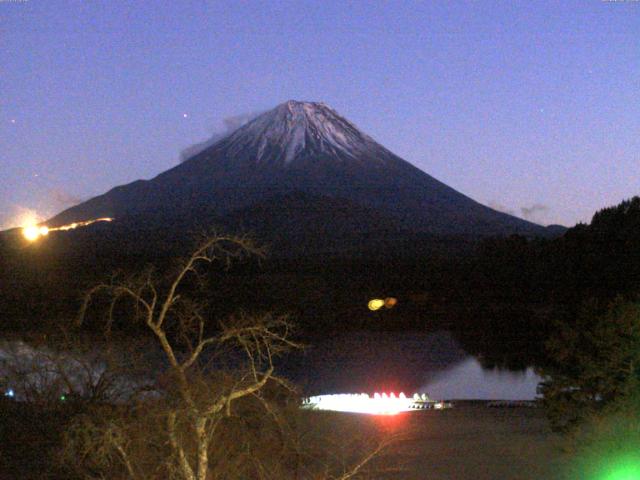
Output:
[68,236,287,478]
[64,235,397,480]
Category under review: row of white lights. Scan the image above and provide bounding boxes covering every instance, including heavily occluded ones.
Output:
[303,392,436,415]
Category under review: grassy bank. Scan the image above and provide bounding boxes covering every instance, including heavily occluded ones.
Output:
[315,404,566,479]
[1,400,569,479]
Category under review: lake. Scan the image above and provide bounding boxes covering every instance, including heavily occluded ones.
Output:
[1,330,542,401]
[285,330,542,400]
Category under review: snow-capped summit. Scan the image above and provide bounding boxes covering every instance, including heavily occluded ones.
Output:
[226,101,375,163]
[48,100,549,238]
[199,100,394,167]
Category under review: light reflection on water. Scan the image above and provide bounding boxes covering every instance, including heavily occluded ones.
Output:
[289,331,542,400]
[2,331,543,401]
[423,357,541,400]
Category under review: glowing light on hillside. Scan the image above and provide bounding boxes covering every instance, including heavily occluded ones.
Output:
[22,217,114,242]
[22,225,49,241]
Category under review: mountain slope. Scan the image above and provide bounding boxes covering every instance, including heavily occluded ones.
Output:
[49,100,547,236]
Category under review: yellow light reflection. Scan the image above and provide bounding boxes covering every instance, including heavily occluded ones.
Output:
[368,299,385,311]
[368,297,398,311]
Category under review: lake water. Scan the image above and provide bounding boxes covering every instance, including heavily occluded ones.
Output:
[1,331,542,401]
[285,331,542,400]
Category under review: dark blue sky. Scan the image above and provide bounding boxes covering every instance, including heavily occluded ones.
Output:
[1,1,638,228]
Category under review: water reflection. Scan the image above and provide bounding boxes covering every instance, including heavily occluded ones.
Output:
[423,357,540,400]
[285,331,467,395]
[2,330,544,401]
[288,331,542,400]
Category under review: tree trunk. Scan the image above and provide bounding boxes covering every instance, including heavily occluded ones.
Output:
[196,417,209,480]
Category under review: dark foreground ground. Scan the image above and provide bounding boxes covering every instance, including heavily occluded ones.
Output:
[319,403,567,480]
[1,400,567,479]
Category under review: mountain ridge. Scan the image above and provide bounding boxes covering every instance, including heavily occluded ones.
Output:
[48,100,550,238]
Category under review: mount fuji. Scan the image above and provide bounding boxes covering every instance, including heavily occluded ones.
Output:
[48,100,549,242]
